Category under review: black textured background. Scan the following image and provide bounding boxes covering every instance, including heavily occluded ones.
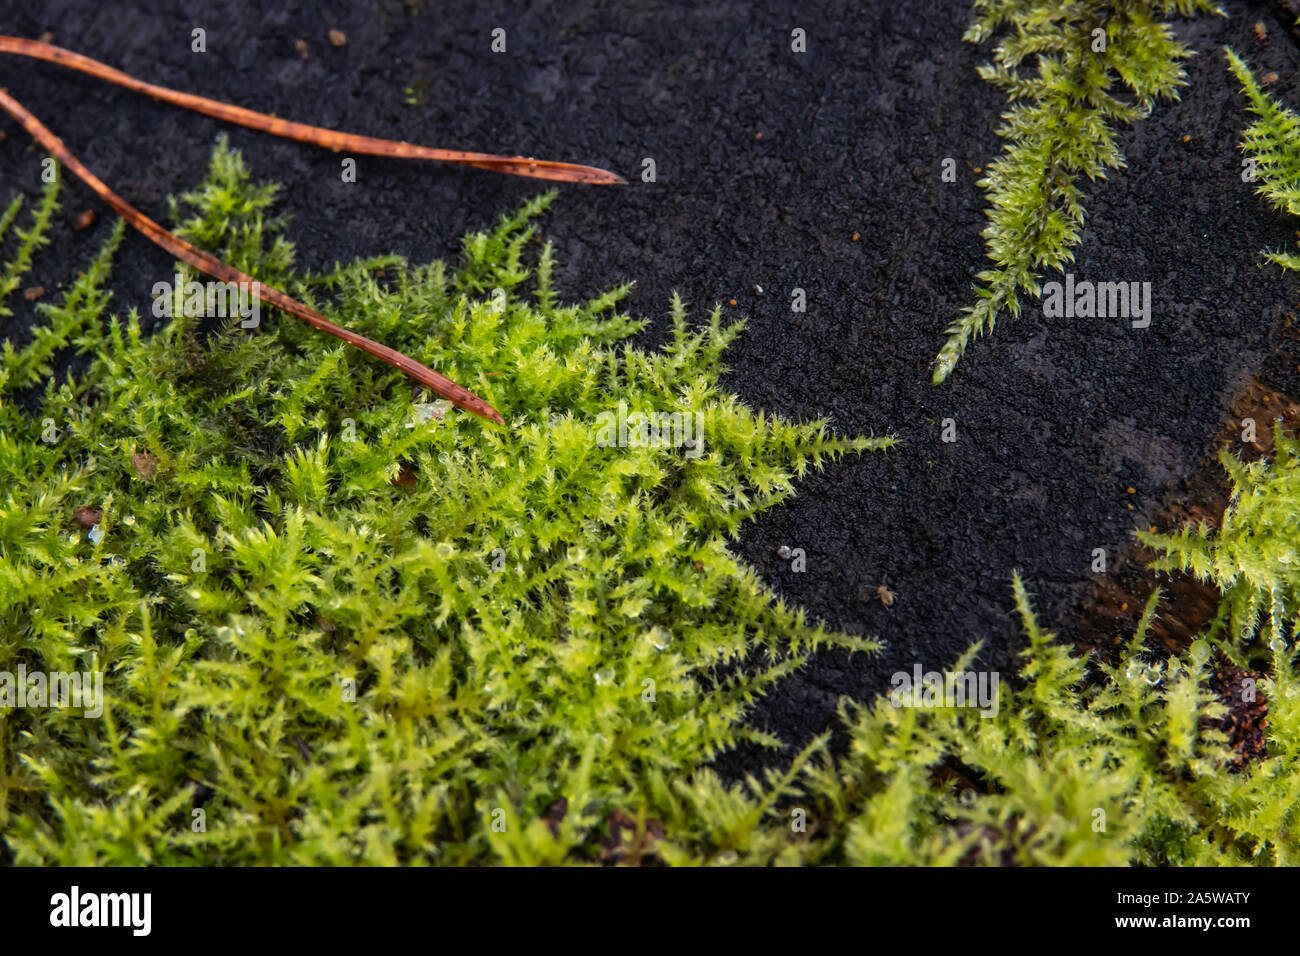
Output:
[3,0,1299,771]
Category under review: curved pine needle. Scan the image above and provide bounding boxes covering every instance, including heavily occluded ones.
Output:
[0,35,626,185]
[0,86,505,424]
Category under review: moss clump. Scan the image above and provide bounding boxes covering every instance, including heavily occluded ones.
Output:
[0,140,888,864]
[752,573,1299,865]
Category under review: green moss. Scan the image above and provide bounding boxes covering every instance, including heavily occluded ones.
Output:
[1140,432,1300,661]
[1227,47,1300,273]
[2,130,1296,866]
[752,574,1299,865]
[934,0,1220,384]
[0,139,888,864]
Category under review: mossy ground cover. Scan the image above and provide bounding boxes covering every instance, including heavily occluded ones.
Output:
[8,2,1300,775]
[1,137,1298,865]
[0,141,891,864]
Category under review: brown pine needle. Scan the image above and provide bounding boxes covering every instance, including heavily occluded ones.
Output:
[0,34,629,420]
[0,33,634,424]
[0,36,626,185]
[0,86,506,424]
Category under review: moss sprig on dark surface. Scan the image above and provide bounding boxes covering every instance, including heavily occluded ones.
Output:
[1228,47,1300,273]
[1140,429,1300,662]
[934,0,1220,384]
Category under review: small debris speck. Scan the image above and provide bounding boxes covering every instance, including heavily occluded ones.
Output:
[329,29,347,47]
[408,401,450,426]
[74,506,101,528]
[391,462,418,489]
[74,209,95,230]
[132,450,158,480]
[24,286,44,302]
